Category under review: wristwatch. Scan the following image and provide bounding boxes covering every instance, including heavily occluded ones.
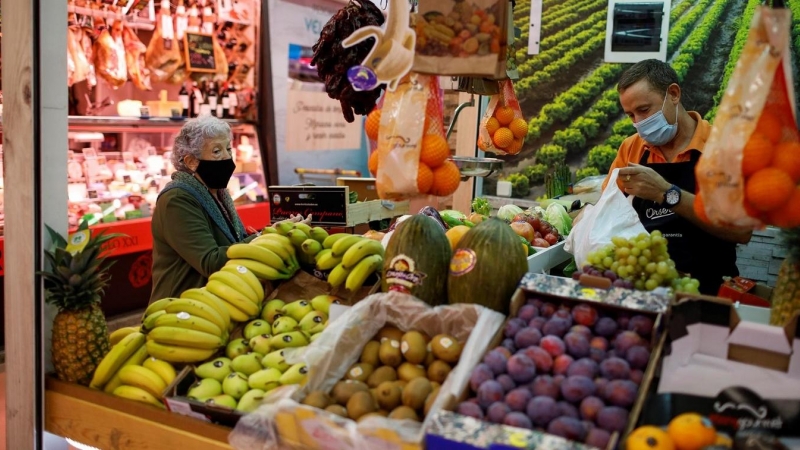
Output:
[663,185,682,208]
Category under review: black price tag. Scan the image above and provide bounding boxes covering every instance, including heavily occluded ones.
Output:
[87,190,98,199]
[123,175,132,183]
[268,186,348,227]
[184,32,217,73]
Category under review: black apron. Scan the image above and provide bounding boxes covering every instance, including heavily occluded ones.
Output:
[631,149,738,295]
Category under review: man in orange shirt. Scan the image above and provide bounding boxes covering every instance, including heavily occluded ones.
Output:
[602,59,751,294]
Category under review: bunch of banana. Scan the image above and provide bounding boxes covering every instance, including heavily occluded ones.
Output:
[140,298,228,363]
[228,232,300,282]
[206,263,265,322]
[110,356,177,409]
[263,222,330,267]
[321,235,384,292]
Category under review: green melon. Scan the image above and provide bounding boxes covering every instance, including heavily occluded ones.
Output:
[382,215,452,306]
[447,218,528,314]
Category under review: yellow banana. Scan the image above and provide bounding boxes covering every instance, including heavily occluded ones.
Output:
[147,327,224,350]
[153,313,223,338]
[145,341,217,364]
[227,258,292,282]
[227,243,288,273]
[327,263,352,288]
[315,250,343,271]
[110,326,140,345]
[310,227,329,243]
[220,299,250,322]
[90,332,147,389]
[345,254,383,292]
[315,248,333,264]
[143,298,176,318]
[331,235,364,258]
[102,343,150,394]
[322,233,352,249]
[142,310,167,332]
[209,270,259,304]
[287,229,310,248]
[301,239,323,256]
[274,221,295,235]
[143,357,177,385]
[341,239,384,270]
[112,385,165,409]
[179,288,231,326]
[206,280,260,317]
[221,264,265,302]
[118,365,167,398]
[254,232,292,247]
[251,238,296,267]
[164,299,227,332]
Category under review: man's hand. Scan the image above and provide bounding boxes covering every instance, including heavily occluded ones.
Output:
[618,163,672,203]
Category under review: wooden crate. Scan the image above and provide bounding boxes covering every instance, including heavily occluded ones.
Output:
[345,199,409,227]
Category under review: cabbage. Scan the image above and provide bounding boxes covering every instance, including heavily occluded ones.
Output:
[526,206,546,219]
[545,203,572,236]
[497,204,524,222]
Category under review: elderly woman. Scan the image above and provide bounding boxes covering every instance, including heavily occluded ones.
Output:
[150,115,257,302]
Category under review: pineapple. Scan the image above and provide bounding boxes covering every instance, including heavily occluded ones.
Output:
[770,227,800,326]
[41,223,123,385]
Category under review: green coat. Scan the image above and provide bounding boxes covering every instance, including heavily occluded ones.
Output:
[150,189,256,303]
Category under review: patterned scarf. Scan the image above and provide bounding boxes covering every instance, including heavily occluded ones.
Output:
[159,171,247,243]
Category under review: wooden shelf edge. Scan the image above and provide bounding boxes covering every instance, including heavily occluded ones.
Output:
[46,377,233,449]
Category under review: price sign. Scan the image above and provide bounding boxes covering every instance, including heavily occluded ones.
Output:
[184,32,217,73]
[268,186,348,227]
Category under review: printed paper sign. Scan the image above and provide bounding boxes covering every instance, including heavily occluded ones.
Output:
[285,89,363,151]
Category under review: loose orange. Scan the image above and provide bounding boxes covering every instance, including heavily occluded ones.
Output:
[667,414,716,450]
[771,141,800,182]
[509,118,528,139]
[745,167,795,211]
[365,109,381,141]
[417,162,434,194]
[420,134,450,168]
[741,132,775,177]
[494,105,515,126]
[744,199,766,220]
[493,127,514,149]
[486,117,501,135]
[445,225,471,250]
[767,186,800,227]
[430,160,461,196]
[628,426,675,450]
[368,151,379,176]
[755,109,784,144]
[506,138,524,155]
[693,192,710,224]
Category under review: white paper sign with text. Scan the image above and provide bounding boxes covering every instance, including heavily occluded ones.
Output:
[285,89,363,151]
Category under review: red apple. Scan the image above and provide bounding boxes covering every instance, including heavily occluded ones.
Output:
[544,233,558,246]
[512,213,541,231]
[510,221,535,242]
[532,238,550,248]
[535,231,543,239]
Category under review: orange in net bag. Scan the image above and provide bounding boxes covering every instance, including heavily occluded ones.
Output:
[375,74,458,200]
[478,79,527,155]
[695,6,800,229]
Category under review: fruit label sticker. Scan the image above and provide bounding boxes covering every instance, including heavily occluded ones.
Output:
[401,341,410,354]
[580,288,599,300]
[437,337,454,349]
[385,255,427,293]
[390,340,400,349]
[236,265,248,274]
[349,367,363,378]
[450,249,477,277]
[66,229,91,255]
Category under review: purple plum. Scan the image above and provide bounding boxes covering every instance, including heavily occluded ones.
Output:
[477,380,504,408]
[530,375,560,399]
[497,374,516,393]
[547,417,587,441]
[560,375,597,403]
[521,346,554,373]
[483,349,508,375]
[596,406,629,432]
[507,354,537,384]
[517,304,539,322]
[594,317,618,337]
[469,363,494,392]
[626,346,651,370]
[564,332,591,358]
[543,318,571,337]
[515,327,543,349]
[486,401,511,423]
[600,357,631,380]
[628,315,654,337]
[526,396,559,427]
[457,402,484,419]
[579,396,605,422]
[557,401,580,419]
[505,387,533,412]
[567,358,599,379]
[504,318,527,339]
[503,411,533,429]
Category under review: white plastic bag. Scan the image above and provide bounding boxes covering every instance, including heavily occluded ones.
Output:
[564,169,647,267]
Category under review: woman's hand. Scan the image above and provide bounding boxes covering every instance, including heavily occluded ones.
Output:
[618,163,672,203]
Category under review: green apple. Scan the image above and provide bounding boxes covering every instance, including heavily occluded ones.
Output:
[249,334,272,355]
[297,311,327,334]
[261,299,285,324]
[231,353,263,376]
[225,338,251,360]
[243,320,272,341]
[221,372,250,400]
[187,378,222,401]
[279,363,309,386]
[261,349,291,372]
[206,394,238,409]
[271,316,298,335]
[248,368,282,391]
[270,331,309,350]
[236,389,266,413]
[280,300,313,321]
[194,357,232,382]
[310,295,341,315]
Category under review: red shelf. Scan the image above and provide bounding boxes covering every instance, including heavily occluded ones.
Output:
[0,202,271,277]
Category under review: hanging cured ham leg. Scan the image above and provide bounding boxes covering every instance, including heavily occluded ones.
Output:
[122,25,152,91]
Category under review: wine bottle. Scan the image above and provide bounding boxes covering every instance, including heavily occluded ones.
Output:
[179,82,190,117]
[227,83,238,119]
[221,83,231,119]
[191,81,202,118]
[208,81,219,117]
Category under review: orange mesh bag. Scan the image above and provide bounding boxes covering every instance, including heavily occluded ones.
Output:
[375,74,458,200]
[477,79,527,155]
[365,95,385,177]
[696,6,800,229]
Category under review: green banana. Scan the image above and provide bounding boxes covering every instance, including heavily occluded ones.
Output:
[274,221,295,235]
[143,357,177,385]
[147,327,224,350]
[287,229,310,248]
[221,264,265,302]
[90,331,147,389]
[179,288,232,326]
[112,385,165,409]
[206,280,260,318]
[209,270,259,304]
[227,243,289,273]
[341,239,384,270]
[345,254,383,292]
[153,313,223,338]
[262,226,279,234]
[315,250,343,271]
[331,235,364,258]
[118,365,167,398]
[145,341,217,364]
[293,222,313,236]
[164,299,227,332]
[309,227,329,243]
[322,233,352,249]
[227,259,293,282]
[102,343,150,394]
[301,239,323,256]
[327,263,352,288]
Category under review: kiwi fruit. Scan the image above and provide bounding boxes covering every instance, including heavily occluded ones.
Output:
[302,390,332,409]
[424,386,441,416]
[431,381,441,391]
[325,404,348,417]
[379,339,403,367]
[402,378,433,411]
[367,366,397,388]
[345,362,374,383]
[424,348,436,367]
[358,412,385,423]
[360,340,381,366]
[376,326,404,343]
[346,391,377,421]
[388,405,420,421]
[375,381,402,410]
[331,380,369,405]
[400,331,428,365]
[427,360,452,383]
[397,362,427,382]
[369,388,380,405]
[430,334,462,363]
[394,379,408,390]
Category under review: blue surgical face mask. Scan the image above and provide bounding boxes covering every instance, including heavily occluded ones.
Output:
[634,94,678,146]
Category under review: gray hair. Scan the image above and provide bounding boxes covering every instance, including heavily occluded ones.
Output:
[171,115,233,172]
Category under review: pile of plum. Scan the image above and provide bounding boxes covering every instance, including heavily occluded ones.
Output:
[458,299,654,447]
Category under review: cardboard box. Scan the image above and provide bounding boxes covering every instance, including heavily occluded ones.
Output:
[274,269,380,305]
[717,276,773,308]
[641,295,800,440]
[427,273,670,450]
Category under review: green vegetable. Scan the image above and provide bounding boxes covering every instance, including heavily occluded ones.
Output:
[440,210,474,228]
[563,259,577,277]
[497,205,524,222]
[472,197,491,217]
[506,173,530,198]
[545,203,573,236]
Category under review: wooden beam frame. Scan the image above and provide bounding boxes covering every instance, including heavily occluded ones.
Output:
[3,0,68,447]
[452,92,480,213]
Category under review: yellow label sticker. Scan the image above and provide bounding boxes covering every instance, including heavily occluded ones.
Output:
[580,288,598,299]
[507,432,528,447]
[66,229,91,255]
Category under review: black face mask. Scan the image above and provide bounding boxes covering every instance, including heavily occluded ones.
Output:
[194,158,236,189]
